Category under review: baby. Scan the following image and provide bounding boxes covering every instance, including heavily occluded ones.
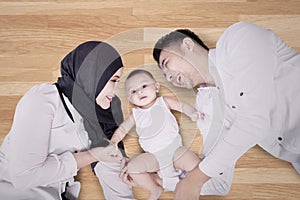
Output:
[110,69,202,200]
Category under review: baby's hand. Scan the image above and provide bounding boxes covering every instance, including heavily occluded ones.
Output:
[190,112,205,121]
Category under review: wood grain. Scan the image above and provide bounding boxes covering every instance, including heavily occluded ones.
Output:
[0,0,299,199]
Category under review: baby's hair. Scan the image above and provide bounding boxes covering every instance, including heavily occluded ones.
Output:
[126,69,156,81]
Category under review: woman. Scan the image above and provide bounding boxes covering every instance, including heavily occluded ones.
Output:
[0,41,134,199]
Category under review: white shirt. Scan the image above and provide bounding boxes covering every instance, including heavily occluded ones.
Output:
[196,86,224,155]
[199,22,300,177]
[0,83,90,199]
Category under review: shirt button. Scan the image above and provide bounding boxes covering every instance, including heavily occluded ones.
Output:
[240,92,244,96]
[219,172,223,175]
[217,86,220,90]
[232,105,236,109]
[278,137,283,141]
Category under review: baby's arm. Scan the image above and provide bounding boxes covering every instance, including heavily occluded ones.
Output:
[163,96,202,121]
[111,113,135,146]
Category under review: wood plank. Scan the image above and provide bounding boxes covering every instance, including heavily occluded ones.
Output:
[1,0,300,199]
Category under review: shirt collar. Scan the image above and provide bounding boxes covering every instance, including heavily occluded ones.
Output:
[207,49,223,91]
[208,49,217,73]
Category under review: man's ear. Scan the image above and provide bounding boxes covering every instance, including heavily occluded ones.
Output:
[182,37,195,52]
[155,82,160,92]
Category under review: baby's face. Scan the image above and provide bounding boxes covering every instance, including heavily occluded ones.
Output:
[125,73,159,108]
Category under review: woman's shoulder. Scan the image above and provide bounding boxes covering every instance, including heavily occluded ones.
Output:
[20,83,59,108]
[25,83,57,97]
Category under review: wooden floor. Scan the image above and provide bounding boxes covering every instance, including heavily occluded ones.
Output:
[1,0,300,199]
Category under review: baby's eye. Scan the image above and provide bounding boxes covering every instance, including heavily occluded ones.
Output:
[142,84,148,88]
[131,90,136,94]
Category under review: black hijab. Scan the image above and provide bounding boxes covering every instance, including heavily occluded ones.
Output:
[56,41,125,150]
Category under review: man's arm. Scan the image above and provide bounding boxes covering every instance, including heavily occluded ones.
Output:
[174,165,210,200]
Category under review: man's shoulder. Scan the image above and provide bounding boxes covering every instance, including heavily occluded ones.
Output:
[224,22,258,35]
[219,22,269,45]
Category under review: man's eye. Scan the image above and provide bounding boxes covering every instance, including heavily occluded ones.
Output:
[163,61,168,69]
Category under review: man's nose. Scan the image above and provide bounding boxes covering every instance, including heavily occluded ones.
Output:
[166,73,173,82]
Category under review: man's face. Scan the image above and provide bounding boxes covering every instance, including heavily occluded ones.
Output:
[158,48,199,89]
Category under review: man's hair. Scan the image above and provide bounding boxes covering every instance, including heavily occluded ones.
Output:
[153,29,209,65]
[126,69,155,81]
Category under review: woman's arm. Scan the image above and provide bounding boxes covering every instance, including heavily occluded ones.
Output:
[9,85,78,189]
[74,145,124,168]
[73,151,97,169]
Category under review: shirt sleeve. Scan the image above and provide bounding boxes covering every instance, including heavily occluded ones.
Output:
[199,22,277,177]
[8,84,78,189]
[199,106,268,177]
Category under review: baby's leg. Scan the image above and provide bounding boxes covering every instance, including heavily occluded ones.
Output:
[127,153,162,200]
[173,146,201,172]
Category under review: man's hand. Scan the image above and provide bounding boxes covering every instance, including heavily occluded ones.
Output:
[174,165,210,200]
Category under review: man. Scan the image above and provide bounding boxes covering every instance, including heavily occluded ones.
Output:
[152,22,300,199]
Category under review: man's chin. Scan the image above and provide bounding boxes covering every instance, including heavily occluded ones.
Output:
[182,83,193,89]
[186,85,194,89]
[174,83,192,89]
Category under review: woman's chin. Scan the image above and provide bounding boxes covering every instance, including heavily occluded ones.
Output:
[99,102,110,110]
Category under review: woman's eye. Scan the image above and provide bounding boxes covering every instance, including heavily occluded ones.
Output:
[111,79,120,83]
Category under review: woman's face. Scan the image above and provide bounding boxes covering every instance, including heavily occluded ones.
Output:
[96,68,123,109]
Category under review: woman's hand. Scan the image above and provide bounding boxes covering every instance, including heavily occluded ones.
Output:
[89,145,123,163]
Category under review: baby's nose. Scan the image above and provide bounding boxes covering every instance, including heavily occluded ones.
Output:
[137,89,143,95]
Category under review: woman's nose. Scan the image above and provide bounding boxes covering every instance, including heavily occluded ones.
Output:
[113,84,119,94]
